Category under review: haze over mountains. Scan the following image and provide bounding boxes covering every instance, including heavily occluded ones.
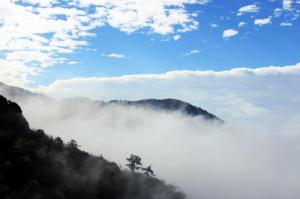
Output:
[0,95,185,199]
[1,81,300,199]
[0,81,222,123]
[0,81,221,199]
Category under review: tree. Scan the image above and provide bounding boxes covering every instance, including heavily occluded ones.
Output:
[67,139,80,149]
[141,165,155,177]
[126,154,142,173]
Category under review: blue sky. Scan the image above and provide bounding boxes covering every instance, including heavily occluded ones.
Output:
[0,0,300,87]
[33,0,300,86]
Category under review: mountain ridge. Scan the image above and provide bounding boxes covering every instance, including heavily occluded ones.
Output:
[0,82,223,122]
[108,98,222,122]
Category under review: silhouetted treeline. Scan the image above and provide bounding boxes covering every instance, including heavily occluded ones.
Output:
[0,95,185,199]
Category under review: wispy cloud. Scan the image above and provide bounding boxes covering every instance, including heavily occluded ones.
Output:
[183,49,200,56]
[238,21,247,27]
[173,35,181,41]
[238,4,260,15]
[68,61,79,65]
[280,22,292,26]
[274,8,283,17]
[101,53,127,59]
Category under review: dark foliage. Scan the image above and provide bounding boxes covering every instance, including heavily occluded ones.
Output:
[126,154,142,173]
[0,95,185,199]
[126,154,155,177]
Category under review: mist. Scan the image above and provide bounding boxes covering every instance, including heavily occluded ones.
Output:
[13,97,300,199]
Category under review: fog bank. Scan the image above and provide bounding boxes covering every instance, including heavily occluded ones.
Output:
[17,98,300,199]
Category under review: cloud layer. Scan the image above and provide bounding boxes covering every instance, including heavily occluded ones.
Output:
[34,63,300,122]
[10,92,300,199]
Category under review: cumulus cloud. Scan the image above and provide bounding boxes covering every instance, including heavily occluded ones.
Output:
[33,63,300,122]
[5,50,59,68]
[238,4,260,15]
[222,29,239,38]
[0,0,206,85]
[0,59,40,87]
[0,0,91,64]
[84,0,205,35]
[254,16,272,26]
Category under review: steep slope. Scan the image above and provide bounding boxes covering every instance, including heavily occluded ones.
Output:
[0,95,185,199]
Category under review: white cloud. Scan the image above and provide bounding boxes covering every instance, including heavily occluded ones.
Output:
[238,4,260,15]
[1,62,299,199]
[21,0,58,7]
[280,22,292,26]
[274,3,299,20]
[222,29,239,38]
[283,0,293,10]
[254,16,272,26]
[77,0,207,35]
[68,61,79,65]
[0,0,206,85]
[238,21,246,27]
[5,51,57,68]
[0,0,93,78]
[274,8,283,17]
[101,53,127,59]
[210,23,219,28]
[9,87,300,199]
[173,34,181,41]
[183,49,200,56]
[33,63,300,122]
[0,59,39,87]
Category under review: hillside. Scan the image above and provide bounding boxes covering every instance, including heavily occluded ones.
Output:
[0,95,185,199]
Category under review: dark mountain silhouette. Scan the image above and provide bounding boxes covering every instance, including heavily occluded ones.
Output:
[0,95,185,199]
[61,97,223,122]
[108,99,223,122]
[0,81,222,122]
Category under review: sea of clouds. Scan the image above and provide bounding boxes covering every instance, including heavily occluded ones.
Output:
[14,96,300,199]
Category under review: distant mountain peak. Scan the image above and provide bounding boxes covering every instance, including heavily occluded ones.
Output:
[109,98,223,123]
[0,81,223,123]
